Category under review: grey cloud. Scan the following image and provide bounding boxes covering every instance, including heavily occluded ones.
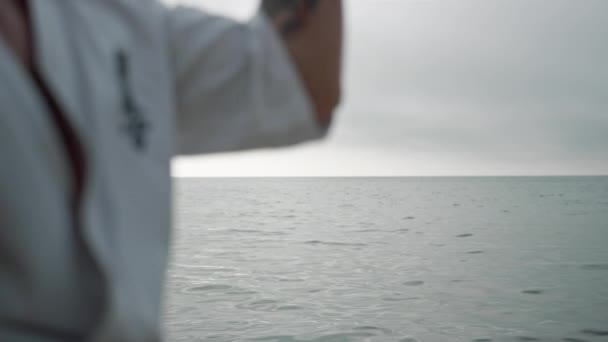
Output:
[337,0,608,172]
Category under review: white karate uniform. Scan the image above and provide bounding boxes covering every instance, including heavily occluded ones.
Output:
[0,1,326,341]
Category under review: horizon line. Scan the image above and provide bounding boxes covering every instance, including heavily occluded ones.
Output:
[172,174,608,178]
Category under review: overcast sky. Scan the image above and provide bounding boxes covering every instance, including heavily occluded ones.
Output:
[170,0,608,177]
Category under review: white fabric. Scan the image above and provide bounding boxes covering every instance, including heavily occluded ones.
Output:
[0,0,325,341]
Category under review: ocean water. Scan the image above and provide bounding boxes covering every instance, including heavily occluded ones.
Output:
[165,177,608,342]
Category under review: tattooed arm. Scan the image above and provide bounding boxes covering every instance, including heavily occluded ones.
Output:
[262,0,343,127]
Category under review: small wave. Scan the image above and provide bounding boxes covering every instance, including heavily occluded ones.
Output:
[187,284,232,292]
[353,325,392,334]
[228,228,260,233]
[580,329,608,336]
[304,240,367,247]
[581,263,608,271]
[456,233,474,238]
[399,337,419,342]
[250,335,299,341]
[225,290,259,295]
[277,277,305,282]
[277,305,303,311]
[393,228,410,233]
[521,289,545,295]
[382,296,419,302]
[173,264,235,272]
[227,228,287,236]
[351,229,380,233]
[238,299,280,312]
[250,299,278,305]
[403,280,425,286]
[311,332,376,341]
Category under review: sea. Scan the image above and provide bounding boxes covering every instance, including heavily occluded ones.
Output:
[165,177,608,342]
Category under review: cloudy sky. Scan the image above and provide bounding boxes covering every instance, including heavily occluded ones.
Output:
[170,0,608,177]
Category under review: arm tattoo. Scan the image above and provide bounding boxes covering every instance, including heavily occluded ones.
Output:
[262,0,319,34]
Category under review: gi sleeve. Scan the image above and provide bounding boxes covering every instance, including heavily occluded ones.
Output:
[168,6,328,155]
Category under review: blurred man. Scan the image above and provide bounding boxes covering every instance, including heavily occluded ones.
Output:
[0,0,342,340]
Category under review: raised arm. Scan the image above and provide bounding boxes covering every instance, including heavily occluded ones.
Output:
[169,1,343,155]
[262,0,343,127]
